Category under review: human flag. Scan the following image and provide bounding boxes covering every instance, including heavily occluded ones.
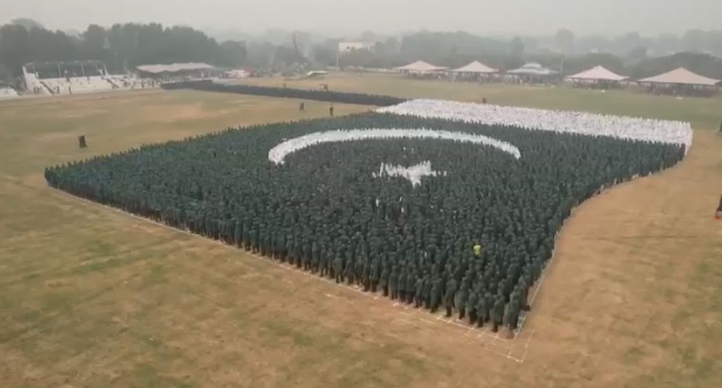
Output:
[45,99,692,324]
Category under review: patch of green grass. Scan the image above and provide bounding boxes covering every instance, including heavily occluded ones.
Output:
[133,363,195,388]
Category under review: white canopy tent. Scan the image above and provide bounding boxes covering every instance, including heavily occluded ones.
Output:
[394,61,448,74]
[566,66,628,82]
[506,63,559,84]
[638,67,719,86]
[451,61,497,74]
[506,63,558,76]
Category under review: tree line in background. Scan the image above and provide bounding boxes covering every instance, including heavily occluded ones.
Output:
[313,30,722,80]
[0,19,247,79]
[2,18,722,82]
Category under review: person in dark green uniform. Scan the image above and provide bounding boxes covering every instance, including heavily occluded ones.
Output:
[455,286,468,320]
[284,236,294,263]
[318,248,327,276]
[333,253,344,284]
[390,267,400,300]
[430,277,442,313]
[491,296,505,333]
[414,276,424,308]
[311,241,320,273]
[477,292,491,327]
[423,275,432,309]
[505,291,522,338]
[344,257,354,285]
[397,266,406,302]
[444,278,458,318]
[361,260,370,291]
[466,291,478,325]
[370,259,380,293]
[380,264,389,297]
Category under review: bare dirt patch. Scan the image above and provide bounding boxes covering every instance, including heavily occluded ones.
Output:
[141,102,227,123]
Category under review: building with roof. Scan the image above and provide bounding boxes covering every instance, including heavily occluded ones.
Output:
[638,67,719,86]
[452,61,497,74]
[507,63,558,76]
[637,67,719,97]
[338,42,376,54]
[566,66,628,89]
[451,61,497,77]
[394,61,448,76]
[22,60,128,96]
[24,61,108,79]
[506,63,559,84]
[567,66,627,82]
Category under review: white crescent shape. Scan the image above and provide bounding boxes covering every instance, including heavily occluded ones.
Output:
[268,128,522,165]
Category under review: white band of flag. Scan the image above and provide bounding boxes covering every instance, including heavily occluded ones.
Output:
[378,99,693,151]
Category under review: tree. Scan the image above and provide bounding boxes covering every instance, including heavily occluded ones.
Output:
[81,25,108,61]
[653,34,680,56]
[614,32,643,56]
[11,18,44,30]
[382,37,399,54]
[247,41,275,68]
[311,43,336,67]
[510,36,525,58]
[627,46,648,62]
[706,31,722,57]
[400,31,507,67]
[576,35,610,54]
[0,25,30,77]
[630,52,722,80]
[217,41,246,68]
[554,28,575,54]
[682,29,706,53]
[0,63,11,82]
[274,45,305,69]
[338,48,375,68]
[360,30,381,43]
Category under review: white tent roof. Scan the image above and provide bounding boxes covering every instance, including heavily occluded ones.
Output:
[394,60,448,72]
[566,66,628,82]
[506,62,558,76]
[638,67,720,86]
[136,62,213,74]
[451,61,497,74]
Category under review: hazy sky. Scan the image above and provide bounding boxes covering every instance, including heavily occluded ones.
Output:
[2,0,720,36]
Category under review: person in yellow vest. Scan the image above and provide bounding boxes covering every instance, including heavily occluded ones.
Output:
[473,243,482,257]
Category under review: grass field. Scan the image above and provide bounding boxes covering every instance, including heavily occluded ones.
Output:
[1,76,721,388]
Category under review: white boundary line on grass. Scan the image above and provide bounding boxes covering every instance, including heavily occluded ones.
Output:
[50,187,536,362]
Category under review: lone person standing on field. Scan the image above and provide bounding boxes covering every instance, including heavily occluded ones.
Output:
[329,104,334,117]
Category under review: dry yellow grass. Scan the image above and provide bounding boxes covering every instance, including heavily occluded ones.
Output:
[0,81,721,388]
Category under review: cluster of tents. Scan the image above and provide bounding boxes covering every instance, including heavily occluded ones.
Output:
[394,60,559,81]
[393,60,720,94]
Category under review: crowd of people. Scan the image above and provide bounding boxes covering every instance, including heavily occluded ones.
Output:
[378,99,693,152]
[268,128,521,165]
[45,105,688,336]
